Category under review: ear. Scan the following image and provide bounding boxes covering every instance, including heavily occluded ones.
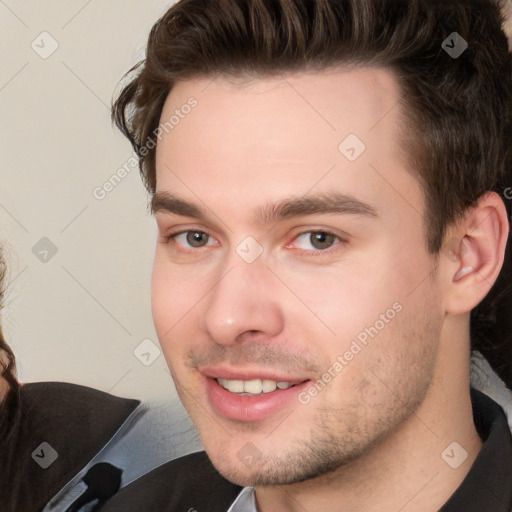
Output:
[443,191,510,315]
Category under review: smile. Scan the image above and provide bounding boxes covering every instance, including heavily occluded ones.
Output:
[206,377,311,422]
[216,378,299,395]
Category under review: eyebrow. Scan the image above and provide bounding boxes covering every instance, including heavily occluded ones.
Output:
[151,191,378,225]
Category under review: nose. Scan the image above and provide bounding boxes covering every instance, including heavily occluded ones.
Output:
[201,255,285,346]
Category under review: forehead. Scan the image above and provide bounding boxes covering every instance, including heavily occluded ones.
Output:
[161,67,401,151]
[154,67,419,225]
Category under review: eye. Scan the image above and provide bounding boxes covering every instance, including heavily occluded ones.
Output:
[292,231,344,253]
[170,230,215,249]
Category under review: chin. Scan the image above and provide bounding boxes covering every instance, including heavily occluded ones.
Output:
[205,442,359,488]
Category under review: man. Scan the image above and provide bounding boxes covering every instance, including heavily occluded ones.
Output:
[105,0,512,510]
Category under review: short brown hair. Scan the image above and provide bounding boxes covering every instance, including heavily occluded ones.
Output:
[112,0,512,381]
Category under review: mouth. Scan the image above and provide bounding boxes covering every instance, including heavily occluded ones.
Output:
[203,371,312,422]
[216,377,303,395]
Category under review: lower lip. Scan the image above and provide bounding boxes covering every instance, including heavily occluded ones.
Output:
[205,377,310,422]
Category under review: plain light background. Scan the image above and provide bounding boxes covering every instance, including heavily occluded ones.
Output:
[1,1,511,405]
[0,0,180,403]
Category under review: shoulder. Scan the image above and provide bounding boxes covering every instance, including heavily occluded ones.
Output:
[20,380,140,424]
[100,450,243,512]
[18,381,141,466]
[4,382,140,512]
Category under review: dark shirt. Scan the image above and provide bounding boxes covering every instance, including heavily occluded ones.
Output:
[440,388,512,511]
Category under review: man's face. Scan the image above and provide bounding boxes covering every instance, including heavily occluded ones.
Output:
[151,67,445,486]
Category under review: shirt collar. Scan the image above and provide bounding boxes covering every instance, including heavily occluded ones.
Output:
[228,389,512,512]
[227,486,256,512]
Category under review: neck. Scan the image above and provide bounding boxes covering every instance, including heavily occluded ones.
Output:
[255,322,482,512]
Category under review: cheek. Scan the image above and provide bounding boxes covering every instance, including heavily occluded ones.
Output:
[151,252,194,339]
[282,262,398,344]
[288,248,435,364]
[150,267,189,375]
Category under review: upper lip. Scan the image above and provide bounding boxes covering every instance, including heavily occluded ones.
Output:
[200,365,311,384]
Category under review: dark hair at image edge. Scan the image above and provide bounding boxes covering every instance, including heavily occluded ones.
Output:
[0,246,21,494]
[112,0,512,385]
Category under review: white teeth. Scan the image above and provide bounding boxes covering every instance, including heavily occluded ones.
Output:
[262,379,277,392]
[244,379,263,394]
[218,378,243,393]
[217,378,296,394]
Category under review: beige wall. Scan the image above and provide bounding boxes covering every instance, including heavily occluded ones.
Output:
[0,0,177,401]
